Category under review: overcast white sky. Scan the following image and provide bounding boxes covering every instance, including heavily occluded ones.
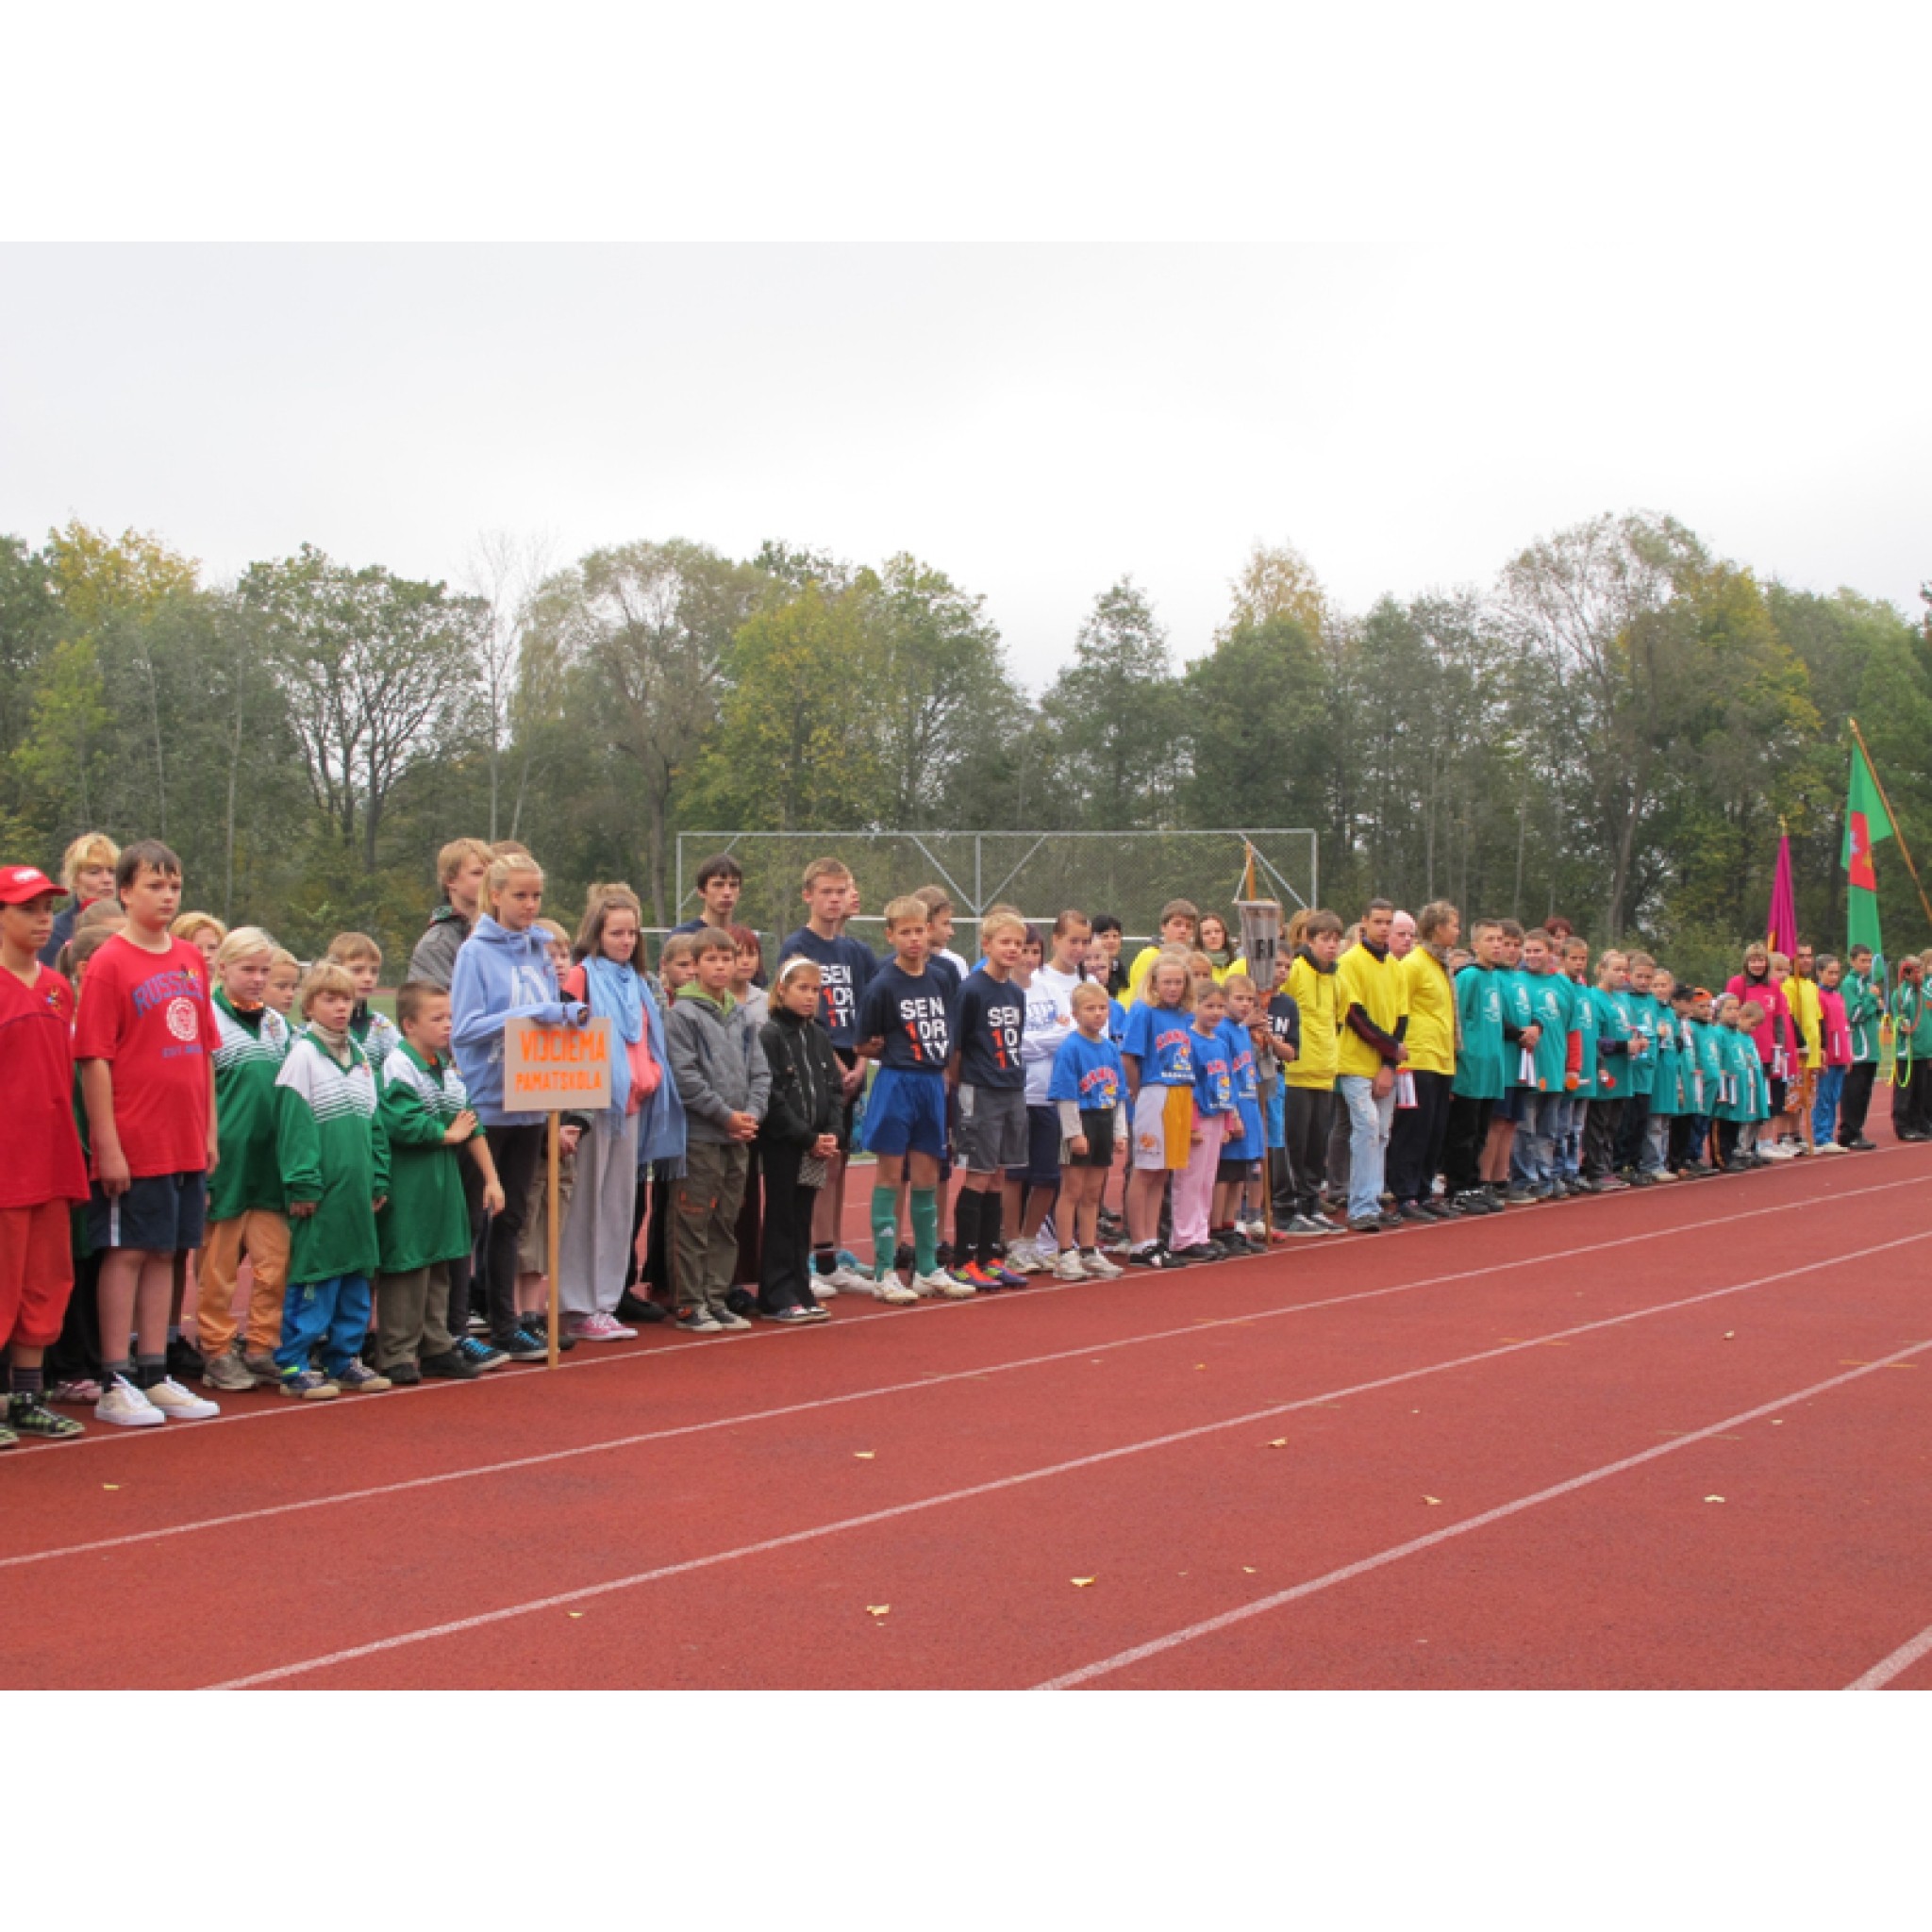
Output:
[3,7,1924,692]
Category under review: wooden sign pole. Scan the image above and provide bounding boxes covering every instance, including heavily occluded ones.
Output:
[546,1110,561,1370]
[502,1013,614,1373]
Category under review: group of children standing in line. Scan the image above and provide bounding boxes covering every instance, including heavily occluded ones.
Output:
[3,831,1925,1450]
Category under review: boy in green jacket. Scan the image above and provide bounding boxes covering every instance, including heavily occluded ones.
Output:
[273,961,391,1398]
[1836,945,1883,1149]
[375,981,506,1384]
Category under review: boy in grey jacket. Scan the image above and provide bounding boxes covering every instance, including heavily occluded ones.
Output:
[666,930,771,1332]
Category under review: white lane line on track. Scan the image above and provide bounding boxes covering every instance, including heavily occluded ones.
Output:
[201,1227,1932,1690]
[9,1163,1918,1473]
[1846,1622,1932,1690]
[7,1174,1916,1570]
[1035,1333,1932,1690]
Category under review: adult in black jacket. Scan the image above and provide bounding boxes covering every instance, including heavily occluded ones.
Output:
[758,958,845,1319]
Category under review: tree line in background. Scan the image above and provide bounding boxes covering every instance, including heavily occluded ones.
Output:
[3,513,1929,992]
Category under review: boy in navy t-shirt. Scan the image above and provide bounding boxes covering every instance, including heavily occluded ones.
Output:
[777,858,877,1295]
[856,896,962,1300]
[947,910,1029,1291]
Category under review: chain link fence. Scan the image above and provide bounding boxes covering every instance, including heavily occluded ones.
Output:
[675,829,1319,948]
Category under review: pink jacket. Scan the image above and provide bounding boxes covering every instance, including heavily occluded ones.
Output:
[1725,973,1792,1070]
[1817,987,1852,1067]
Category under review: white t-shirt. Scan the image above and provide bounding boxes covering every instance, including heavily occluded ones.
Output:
[1023,962,1083,1105]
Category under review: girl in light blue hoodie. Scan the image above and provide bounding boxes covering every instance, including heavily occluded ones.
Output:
[450,853,588,1359]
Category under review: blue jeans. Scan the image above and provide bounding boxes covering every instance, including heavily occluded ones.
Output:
[1338,1074,1395,1222]
[275,1274,373,1378]
[1510,1091,1559,1191]
[1812,1065,1845,1144]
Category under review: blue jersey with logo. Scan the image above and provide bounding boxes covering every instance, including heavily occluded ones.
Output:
[858,962,952,1073]
[954,967,1025,1089]
[1048,1029,1127,1114]
[1122,998,1196,1086]
[775,926,875,1049]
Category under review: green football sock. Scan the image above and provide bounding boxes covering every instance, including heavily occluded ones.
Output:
[911,1187,940,1276]
[871,1186,898,1279]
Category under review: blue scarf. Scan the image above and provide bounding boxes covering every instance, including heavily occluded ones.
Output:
[585,955,645,1126]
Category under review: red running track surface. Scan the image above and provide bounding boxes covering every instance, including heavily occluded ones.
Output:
[4,1141,1929,1690]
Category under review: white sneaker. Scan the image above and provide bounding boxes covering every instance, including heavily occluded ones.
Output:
[918,1269,975,1300]
[1242,1219,1267,1242]
[1815,1141,1845,1156]
[1004,1241,1046,1275]
[144,1376,220,1422]
[93,1374,164,1429]
[872,1274,920,1306]
[1052,1248,1087,1281]
[828,1266,876,1295]
[1081,1248,1124,1278]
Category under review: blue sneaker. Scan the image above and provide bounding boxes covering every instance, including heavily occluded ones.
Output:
[458,1335,508,1372]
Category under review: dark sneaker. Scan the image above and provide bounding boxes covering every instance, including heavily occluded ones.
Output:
[676,1307,724,1334]
[1397,1202,1435,1224]
[1172,1242,1224,1263]
[421,1348,480,1380]
[167,1337,206,1382]
[457,1335,508,1372]
[1347,1216,1383,1234]
[8,1394,83,1441]
[330,1360,392,1392]
[1130,1243,1190,1269]
[616,1291,669,1324]
[1849,1138,1877,1151]
[385,1360,423,1387]
[502,1328,550,1362]
[1505,1189,1537,1207]
[1420,1199,1457,1220]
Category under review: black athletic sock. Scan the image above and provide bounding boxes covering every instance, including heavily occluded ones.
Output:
[135,1353,168,1390]
[10,1364,44,1398]
[955,1190,982,1263]
[813,1244,838,1277]
[977,1190,1004,1270]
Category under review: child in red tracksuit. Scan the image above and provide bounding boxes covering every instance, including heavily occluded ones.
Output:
[0,865,91,1444]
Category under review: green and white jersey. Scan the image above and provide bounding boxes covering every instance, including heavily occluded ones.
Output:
[209,992,291,1221]
[275,1032,389,1283]
[376,1041,482,1274]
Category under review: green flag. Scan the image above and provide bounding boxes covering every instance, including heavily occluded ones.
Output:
[1843,742,1894,958]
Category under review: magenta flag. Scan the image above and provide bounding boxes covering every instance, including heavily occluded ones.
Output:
[1766,832,1798,957]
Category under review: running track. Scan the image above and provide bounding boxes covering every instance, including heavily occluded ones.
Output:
[5,1142,1929,1690]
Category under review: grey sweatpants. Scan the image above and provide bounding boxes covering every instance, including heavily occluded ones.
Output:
[558,1109,641,1317]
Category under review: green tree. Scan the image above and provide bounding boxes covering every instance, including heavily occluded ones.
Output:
[537,538,770,922]
[242,545,484,876]
[1041,578,1181,829]
[691,579,890,834]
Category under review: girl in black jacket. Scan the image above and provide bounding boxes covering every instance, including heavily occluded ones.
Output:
[758,958,844,1320]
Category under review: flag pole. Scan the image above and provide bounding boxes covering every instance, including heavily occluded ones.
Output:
[1849,718,1932,935]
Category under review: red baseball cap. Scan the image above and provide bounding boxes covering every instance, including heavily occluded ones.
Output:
[0,865,67,906]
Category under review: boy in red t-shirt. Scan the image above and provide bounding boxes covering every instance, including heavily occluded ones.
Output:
[73,841,224,1428]
[0,865,91,1445]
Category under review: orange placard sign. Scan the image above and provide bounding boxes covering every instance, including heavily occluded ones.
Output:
[504,1016,613,1111]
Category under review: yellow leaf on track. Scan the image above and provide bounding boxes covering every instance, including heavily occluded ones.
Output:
[567,1611,584,1619]
[1071,1577,1096,1588]
[102,1484,120,1491]
[867,1605,891,1617]
[853,1451,875,1459]
[1424,1496,1442,1506]
[1705,1495,1725,1504]
[1268,1439,1288,1448]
